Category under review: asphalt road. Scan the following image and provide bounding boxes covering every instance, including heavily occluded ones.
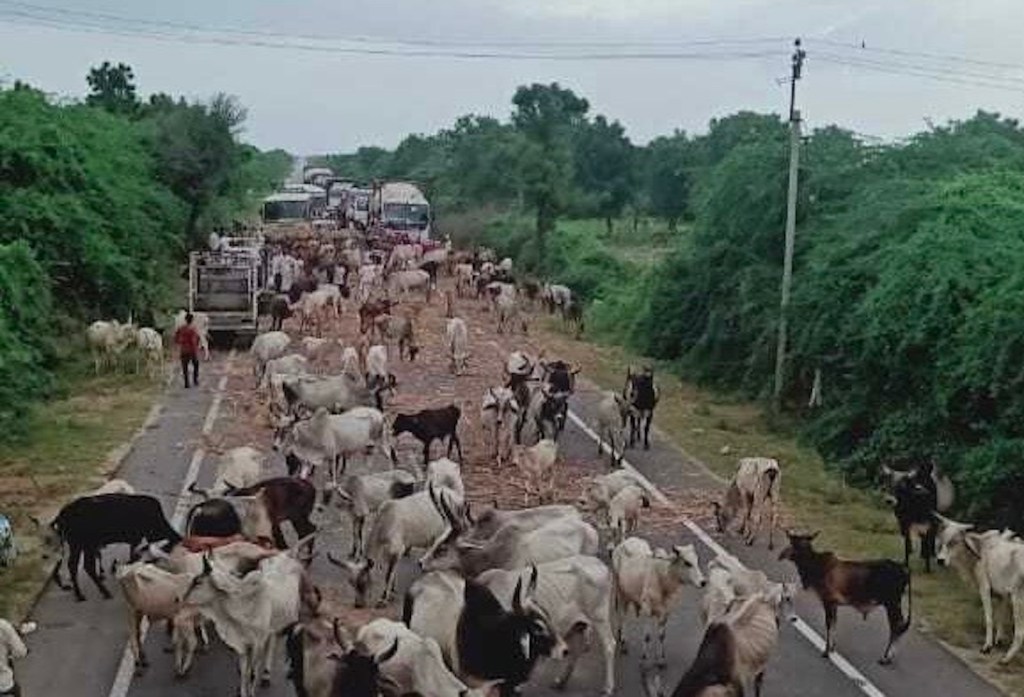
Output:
[17,355,1004,697]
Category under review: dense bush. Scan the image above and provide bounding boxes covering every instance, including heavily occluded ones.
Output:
[0,76,288,439]
[0,242,54,436]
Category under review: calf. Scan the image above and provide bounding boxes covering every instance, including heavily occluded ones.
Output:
[596,391,633,467]
[779,531,911,664]
[446,317,470,375]
[392,405,463,465]
[49,493,180,601]
[251,331,292,380]
[608,484,651,544]
[480,387,519,467]
[511,439,558,505]
[624,366,659,450]
[713,457,782,550]
[576,470,647,528]
[328,469,416,557]
[520,385,569,444]
[269,294,293,331]
[612,537,706,666]
[667,594,778,697]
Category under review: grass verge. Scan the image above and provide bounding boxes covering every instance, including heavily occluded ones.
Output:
[533,318,1019,696]
[0,371,160,619]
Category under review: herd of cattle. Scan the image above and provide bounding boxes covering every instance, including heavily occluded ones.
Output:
[33,232,1024,697]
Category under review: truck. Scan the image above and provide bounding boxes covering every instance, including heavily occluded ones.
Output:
[188,248,262,344]
[369,181,431,242]
[302,166,334,189]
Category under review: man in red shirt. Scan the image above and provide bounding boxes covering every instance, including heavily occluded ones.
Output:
[173,313,201,388]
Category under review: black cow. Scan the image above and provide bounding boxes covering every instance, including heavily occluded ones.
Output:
[183,498,242,539]
[50,493,180,601]
[269,294,293,331]
[541,360,578,395]
[391,405,463,464]
[404,571,559,697]
[625,366,659,450]
[891,462,939,572]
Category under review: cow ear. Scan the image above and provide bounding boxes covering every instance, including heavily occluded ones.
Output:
[809,530,821,541]
[964,533,983,558]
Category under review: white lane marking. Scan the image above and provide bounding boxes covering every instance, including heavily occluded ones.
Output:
[566,411,669,506]
[107,351,234,697]
[567,405,889,697]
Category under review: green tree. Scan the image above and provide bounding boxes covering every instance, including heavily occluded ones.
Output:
[85,61,139,116]
[511,83,589,262]
[144,93,247,243]
[643,131,694,230]
[573,115,634,235]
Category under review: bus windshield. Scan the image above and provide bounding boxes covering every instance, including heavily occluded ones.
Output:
[263,200,308,221]
[383,203,429,230]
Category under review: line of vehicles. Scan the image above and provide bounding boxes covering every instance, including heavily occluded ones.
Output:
[261,165,431,241]
[187,165,433,345]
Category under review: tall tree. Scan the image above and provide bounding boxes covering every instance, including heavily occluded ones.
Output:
[644,131,694,230]
[85,61,139,116]
[511,83,589,260]
[574,115,634,234]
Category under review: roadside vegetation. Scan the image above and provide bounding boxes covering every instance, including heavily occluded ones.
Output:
[0,64,290,440]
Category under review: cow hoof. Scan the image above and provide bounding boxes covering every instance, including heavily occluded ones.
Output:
[261,675,271,686]
[878,656,893,666]
[134,667,145,677]
[551,678,567,690]
[656,659,667,669]
[163,646,174,654]
[982,645,994,654]
[75,595,86,603]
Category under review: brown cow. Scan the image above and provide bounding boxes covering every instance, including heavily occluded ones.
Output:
[779,531,911,665]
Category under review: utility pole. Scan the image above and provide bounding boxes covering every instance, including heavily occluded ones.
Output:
[773,38,806,407]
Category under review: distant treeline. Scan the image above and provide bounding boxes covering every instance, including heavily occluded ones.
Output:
[0,62,291,437]
[317,83,1024,530]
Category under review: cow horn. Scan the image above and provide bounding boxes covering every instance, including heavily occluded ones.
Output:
[526,565,539,597]
[512,576,525,614]
[376,638,400,665]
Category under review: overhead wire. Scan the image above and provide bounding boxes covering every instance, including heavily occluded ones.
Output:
[816,54,1024,94]
[0,0,789,58]
[807,37,1024,73]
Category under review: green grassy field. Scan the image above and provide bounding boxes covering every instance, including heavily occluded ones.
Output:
[0,369,160,619]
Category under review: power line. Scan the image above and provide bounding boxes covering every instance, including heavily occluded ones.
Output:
[817,54,1024,93]
[0,0,788,51]
[807,37,1024,73]
[815,51,1024,87]
[0,9,789,61]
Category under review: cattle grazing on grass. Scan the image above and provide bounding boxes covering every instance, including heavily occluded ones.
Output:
[779,531,911,664]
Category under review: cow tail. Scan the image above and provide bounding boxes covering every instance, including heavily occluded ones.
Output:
[903,564,913,633]
[401,589,415,626]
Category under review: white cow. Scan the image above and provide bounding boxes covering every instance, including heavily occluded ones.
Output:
[86,320,136,374]
[135,327,164,378]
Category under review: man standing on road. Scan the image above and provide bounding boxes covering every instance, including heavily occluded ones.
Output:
[174,312,201,388]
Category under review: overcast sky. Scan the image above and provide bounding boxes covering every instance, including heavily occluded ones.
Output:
[2,0,1023,154]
